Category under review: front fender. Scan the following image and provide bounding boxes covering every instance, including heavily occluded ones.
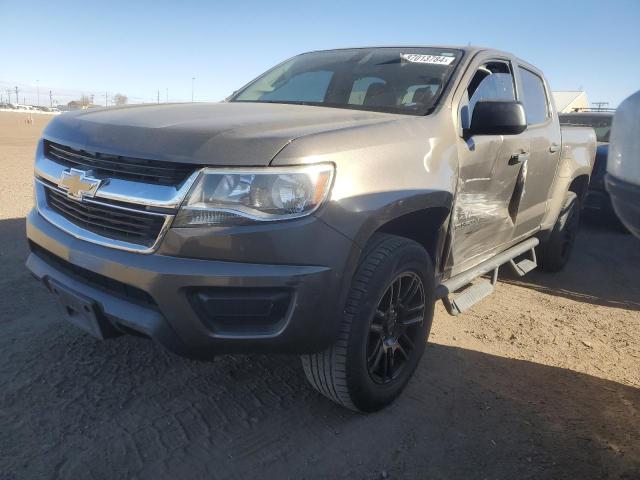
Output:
[317,189,453,249]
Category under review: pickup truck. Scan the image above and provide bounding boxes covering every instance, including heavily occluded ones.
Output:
[26,46,596,412]
[559,111,620,225]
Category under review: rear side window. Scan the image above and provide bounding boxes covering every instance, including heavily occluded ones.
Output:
[520,68,549,125]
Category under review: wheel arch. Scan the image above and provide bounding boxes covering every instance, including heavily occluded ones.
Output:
[375,207,450,270]
[351,191,453,274]
[568,174,590,204]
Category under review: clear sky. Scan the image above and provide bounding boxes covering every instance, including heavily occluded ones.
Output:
[1,0,639,107]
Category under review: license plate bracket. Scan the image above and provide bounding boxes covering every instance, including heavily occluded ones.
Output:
[48,279,109,339]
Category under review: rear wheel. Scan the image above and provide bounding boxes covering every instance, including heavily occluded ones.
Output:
[538,191,580,272]
[301,234,435,412]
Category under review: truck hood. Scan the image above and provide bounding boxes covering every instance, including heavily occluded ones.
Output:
[43,102,398,166]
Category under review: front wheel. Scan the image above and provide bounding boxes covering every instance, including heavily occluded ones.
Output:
[301,234,435,412]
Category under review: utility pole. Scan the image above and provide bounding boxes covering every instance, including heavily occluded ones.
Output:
[105,92,108,107]
[14,86,19,105]
[157,90,160,104]
[592,102,609,111]
[36,80,40,106]
[49,90,53,108]
[6,89,11,104]
[191,76,195,102]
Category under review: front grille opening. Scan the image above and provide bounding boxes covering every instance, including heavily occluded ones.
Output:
[30,242,157,308]
[45,140,195,186]
[188,288,292,335]
[45,187,165,247]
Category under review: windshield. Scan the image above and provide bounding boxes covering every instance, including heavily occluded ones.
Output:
[559,114,613,142]
[230,48,463,115]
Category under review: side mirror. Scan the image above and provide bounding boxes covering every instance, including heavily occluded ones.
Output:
[466,101,527,137]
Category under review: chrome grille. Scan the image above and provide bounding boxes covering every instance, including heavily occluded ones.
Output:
[43,184,168,248]
[45,141,195,186]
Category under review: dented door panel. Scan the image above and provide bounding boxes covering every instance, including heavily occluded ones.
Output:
[449,133,531,275]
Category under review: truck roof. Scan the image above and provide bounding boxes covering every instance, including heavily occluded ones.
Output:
[301,45,540,73]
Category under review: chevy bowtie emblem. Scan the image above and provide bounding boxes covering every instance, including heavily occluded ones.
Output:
[58,168,102,200]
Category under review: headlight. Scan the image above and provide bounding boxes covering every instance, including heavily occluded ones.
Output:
[173,163,334,227]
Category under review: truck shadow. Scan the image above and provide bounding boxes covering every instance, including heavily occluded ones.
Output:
[2,215,639,478]
[500,222,640,311]
[2,330,639,479]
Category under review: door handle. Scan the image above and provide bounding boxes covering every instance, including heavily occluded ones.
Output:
[549,143,561,153]
[509,151,529,165]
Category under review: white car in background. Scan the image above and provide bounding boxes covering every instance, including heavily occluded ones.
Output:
[607,90,640,238]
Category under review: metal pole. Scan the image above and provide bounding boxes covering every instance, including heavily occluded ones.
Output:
[15,86,19,104]
[49,90,53,108]
[191,77,195,102]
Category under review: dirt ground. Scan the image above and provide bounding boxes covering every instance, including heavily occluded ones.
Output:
[1,111,639,480]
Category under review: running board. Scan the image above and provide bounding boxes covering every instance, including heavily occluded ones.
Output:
[436,238,539,316]
[509,248,538,276]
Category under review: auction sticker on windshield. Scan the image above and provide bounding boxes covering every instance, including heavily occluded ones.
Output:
[400,53,455,65]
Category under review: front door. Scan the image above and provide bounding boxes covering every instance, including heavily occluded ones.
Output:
[449,59,530,275]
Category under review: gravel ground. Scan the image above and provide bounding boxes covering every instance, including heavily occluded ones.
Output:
[1,111,639,479]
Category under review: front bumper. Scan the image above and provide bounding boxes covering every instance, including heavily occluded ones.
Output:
[26,208,359,357]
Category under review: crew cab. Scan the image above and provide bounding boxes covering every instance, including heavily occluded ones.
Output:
[26,46,596,411]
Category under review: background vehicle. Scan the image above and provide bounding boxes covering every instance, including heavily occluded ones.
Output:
[559,111,625,227]
[25,46,596,411]
[607,90,640,238]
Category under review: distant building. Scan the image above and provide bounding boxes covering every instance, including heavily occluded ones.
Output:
[553,91,590,113]
[67,100,84,110]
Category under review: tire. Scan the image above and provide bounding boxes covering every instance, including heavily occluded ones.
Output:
[301,233,435,412]
[538,191,580,272]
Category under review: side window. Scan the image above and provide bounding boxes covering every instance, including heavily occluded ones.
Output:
[461,61,516,128]
[259,70,333,103]
[519,68,549,125]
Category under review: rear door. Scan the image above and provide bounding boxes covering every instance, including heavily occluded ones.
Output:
[449,56,531,274]
[511,65,562,237]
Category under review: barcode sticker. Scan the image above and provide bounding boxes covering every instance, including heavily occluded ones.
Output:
[400,53,455,65]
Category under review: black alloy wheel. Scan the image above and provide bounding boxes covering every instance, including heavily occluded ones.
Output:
[367,272,425,384]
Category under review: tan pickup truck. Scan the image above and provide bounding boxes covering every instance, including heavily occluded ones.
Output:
[27,46,596,411]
